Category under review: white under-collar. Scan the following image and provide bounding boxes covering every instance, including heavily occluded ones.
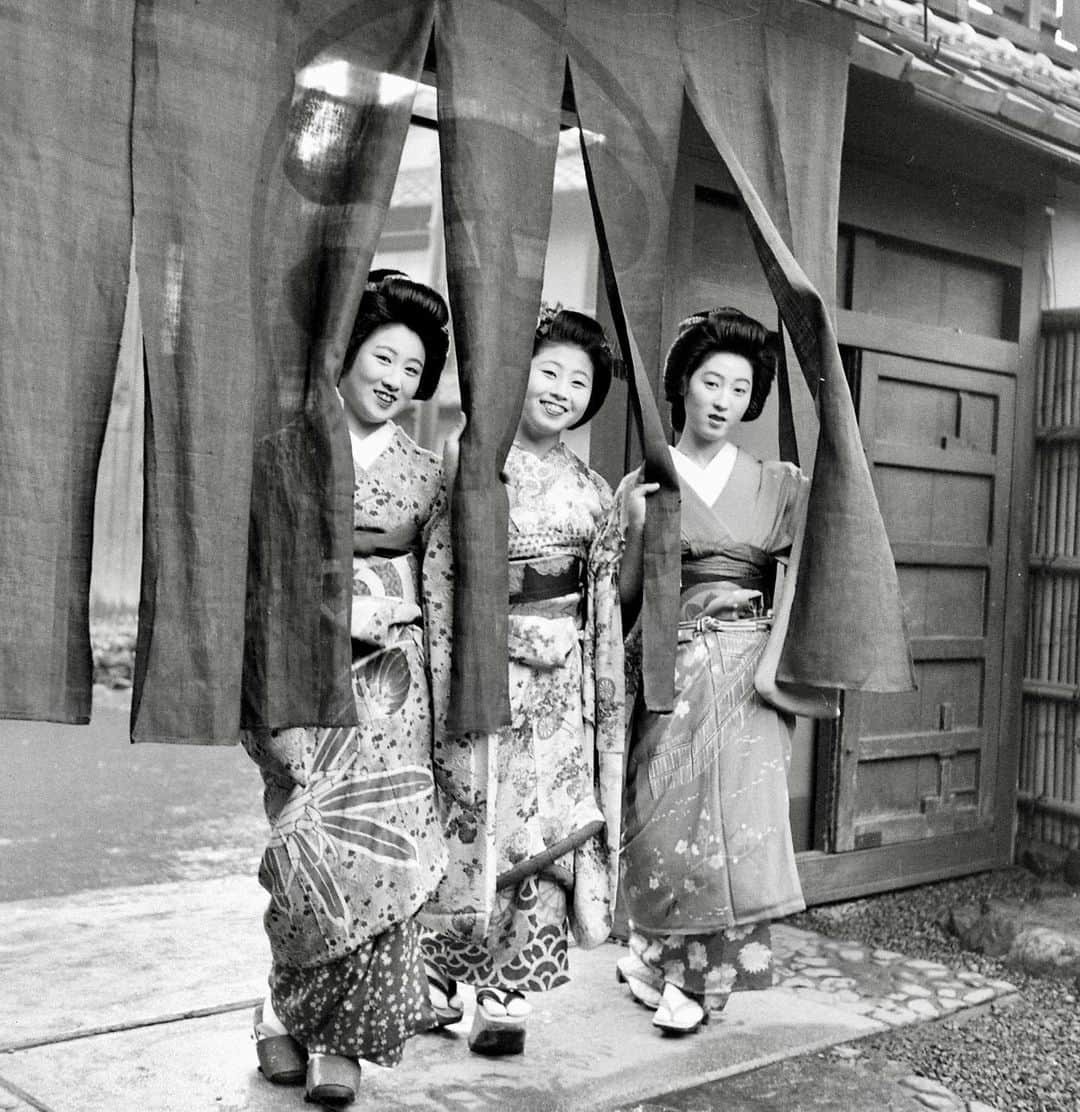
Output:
[349,419,396,472]
[671,441,738,506]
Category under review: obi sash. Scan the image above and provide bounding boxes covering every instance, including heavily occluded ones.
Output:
[508,554,585,606]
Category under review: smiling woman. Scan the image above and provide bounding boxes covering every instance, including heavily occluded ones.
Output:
[420,305,625,1059]
[241,270,453,1104]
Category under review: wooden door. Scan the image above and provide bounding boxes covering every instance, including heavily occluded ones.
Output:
[834,354,1015,850]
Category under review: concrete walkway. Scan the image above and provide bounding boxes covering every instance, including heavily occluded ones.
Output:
[0,876,1017,1111]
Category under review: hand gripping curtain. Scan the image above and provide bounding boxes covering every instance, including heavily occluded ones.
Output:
[565,0,685,712]
[435,0,566,735]
[0,2,136,723]
[131,0,434,742]
[678,0,914,693]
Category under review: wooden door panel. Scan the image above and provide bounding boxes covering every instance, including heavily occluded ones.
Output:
[836,354,1014,850]
[898,566,987,638]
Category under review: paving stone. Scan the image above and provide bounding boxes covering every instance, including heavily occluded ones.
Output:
[871,948,905,962]
[936,987,958,998]
[962,987,996,1005]
[800,966,844,978]
[913,1094,961,1111]
[779,976,815,990]
[955,971,985,984]
[901,1075,960,1098]
[907,998,940,1018]
[835,989,863,1003]
[829,1044,863,1060]
[938,997,965,1011]
[904,959,949,972]
[796,955,830,966]
[838,947,867,962]
[988,980,1017,993]
[896,980,933,998]
[818,976,858,992]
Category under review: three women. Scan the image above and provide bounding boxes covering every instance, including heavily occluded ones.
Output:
[248,281,816,1101]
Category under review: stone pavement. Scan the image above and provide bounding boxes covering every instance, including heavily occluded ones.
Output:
[0,875,1017,1111]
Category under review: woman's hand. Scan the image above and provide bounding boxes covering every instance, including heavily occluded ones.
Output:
[702,587,762,619]
[626,481,660,536]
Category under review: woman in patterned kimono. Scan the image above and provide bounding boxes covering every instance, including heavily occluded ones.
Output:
[420,307,625,1057]
[614,307,822,1037]
[244,271,453,1105]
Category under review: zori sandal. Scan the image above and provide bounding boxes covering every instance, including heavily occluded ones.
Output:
[252,1002,307,1086]
[468,988,530,1056]
[424,963,465,1028]
[616,953,663,1010]
[652,984,709,1036]
[305,1053,361,1106]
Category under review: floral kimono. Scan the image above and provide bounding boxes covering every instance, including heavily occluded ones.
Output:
[242,422,451,1065]
[420,442,624,992]
[617,447,808,1010]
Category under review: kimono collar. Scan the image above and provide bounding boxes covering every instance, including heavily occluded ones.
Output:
[350,419,397,472]
[671,442,737,506]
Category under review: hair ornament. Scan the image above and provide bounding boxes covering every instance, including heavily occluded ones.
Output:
[535,300,621,377]
[535,300,563,341]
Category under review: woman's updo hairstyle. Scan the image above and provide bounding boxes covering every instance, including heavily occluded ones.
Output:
[663,307,778,433]
[341,269,450,401]
[533,305,616,429]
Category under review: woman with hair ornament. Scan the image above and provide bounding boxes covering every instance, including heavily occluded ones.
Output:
[613,307,831,1036]
[420,305,626,1057]
[244,270,454,1105]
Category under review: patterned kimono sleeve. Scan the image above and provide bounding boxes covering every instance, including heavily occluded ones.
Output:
[579,469,628,933]
[418,487,498,942]
[420,484,454,737]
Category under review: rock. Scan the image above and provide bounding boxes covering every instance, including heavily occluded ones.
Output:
[1011,923,1080,978]
[965,1102,999,1112]
[946,901,1018,957]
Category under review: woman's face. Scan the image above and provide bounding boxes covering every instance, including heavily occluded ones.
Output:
[339,322,426,430]
[681,351,753,444]
[517,342,594,446]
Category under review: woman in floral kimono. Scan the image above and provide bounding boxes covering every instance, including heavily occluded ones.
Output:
[614,307,824,1037]
[244,271,453,1105]
[420,307,625,1056]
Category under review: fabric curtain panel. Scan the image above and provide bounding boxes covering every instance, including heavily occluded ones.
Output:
[131,0,432,742]
[566,0,686,712]
[676,0,852,468]
[240,2,436,735]
[678,0,914,693]
[435,0,566,734]
[0,1,136,724]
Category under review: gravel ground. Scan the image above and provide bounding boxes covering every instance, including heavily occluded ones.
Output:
[794,867,1080,1112]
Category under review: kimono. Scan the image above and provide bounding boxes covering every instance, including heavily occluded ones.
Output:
[242,422,451,1065]
[420,442,625,992]
[617,447,808,1010]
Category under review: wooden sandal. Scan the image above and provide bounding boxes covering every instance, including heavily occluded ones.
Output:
[616,954,663,1010]
[424,963,465,1028]
[468,988,528,1056]
[252,1003,307,1086]
[305,1053,361,1106]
